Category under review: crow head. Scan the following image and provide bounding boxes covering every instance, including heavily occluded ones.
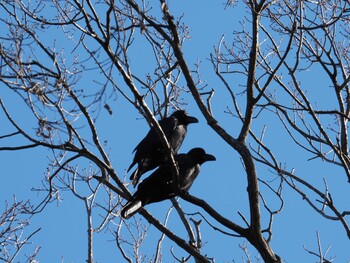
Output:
[187,147,216,165]
[172,110,199,125]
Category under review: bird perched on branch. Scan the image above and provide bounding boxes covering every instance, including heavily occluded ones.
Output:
[122,148,216,219]
[127,110,199,186]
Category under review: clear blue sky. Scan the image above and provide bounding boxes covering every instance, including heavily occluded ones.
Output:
[0,1,349,262]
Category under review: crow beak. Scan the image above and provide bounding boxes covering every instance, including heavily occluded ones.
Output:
[186,115,199,124]
[204,154,216,161]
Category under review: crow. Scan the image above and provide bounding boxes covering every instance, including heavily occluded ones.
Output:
[127,110,199,186]
[121,148,216,219]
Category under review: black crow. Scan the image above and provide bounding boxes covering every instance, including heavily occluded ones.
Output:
[122,148,215,219]
[127,110,199,186]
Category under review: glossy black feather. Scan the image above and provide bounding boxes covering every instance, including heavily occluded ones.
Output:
[127,110,198,186]
[121,148,215,219]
